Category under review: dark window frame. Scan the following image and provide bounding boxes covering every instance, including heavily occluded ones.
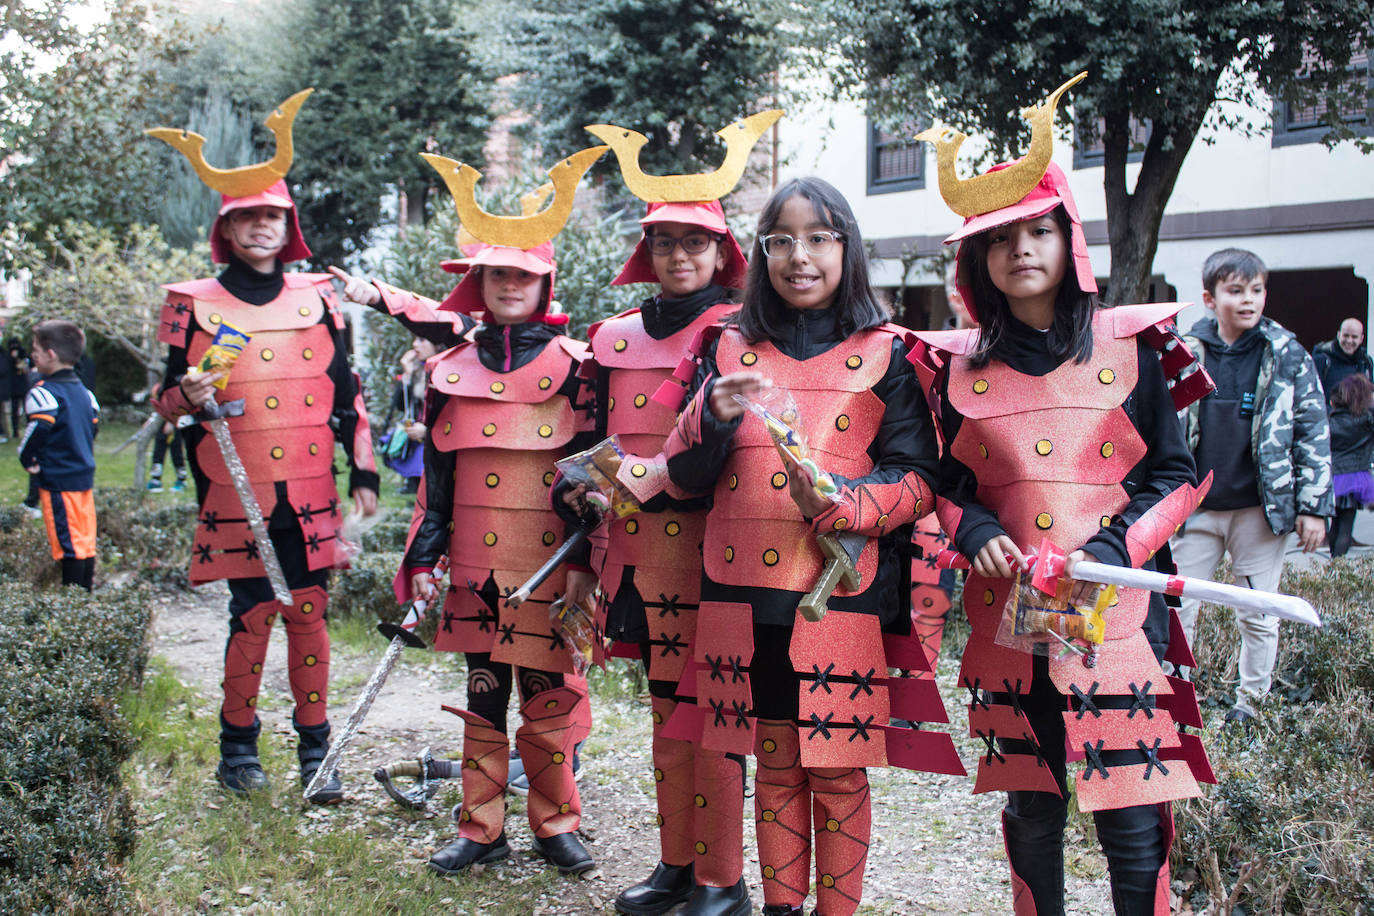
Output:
[1073,116,1150,169]
[1272,46,1372,148]
[866,121,925,195]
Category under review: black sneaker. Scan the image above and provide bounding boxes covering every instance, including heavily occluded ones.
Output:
[217,758,269,796]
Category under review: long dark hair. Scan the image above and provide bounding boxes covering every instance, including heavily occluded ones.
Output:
[735,177,889,343]
[966,205,1096,368]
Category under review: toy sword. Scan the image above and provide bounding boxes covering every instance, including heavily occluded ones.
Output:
[302,557,448,800]
[937,538,1322,627]
[181,393,292,605]
[506,520,598,608]
[798,530,866,622]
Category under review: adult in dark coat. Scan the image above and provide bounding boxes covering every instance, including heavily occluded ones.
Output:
[1314,318,1373,403]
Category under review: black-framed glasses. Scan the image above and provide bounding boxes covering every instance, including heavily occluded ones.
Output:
[758,231,844,259]
[646,232,718,256]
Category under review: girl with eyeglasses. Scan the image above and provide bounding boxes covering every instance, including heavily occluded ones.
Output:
[571,198,753,916]
[663,177,943,916]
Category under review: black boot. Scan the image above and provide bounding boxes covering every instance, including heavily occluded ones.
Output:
[296,717,343,805]
[429,832,512,874]
[217,716,269,796]
[761,906,802,916]
[616,861,694,914]
[531,831,595,876]
[681,878,752,916]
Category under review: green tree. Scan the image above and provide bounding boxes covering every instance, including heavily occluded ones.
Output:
[0,0,194,260]
[155,87,255,249]
[812,0,1374,304]
[501,0,784,202]
[277,0,491,268]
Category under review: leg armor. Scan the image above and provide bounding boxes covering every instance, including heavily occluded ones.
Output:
[282,585,330,727]
[221,590,276,729]
[755,719,810,910]
[652,695,697,867]
[693,749,746,889]
[809,766,871,916]
[516,685,585,839]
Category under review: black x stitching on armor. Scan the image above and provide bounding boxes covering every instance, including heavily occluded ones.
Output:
[729,655,746,684]
[809,662,835,695]
[975,730,1005,765]
[707,653,726,684]
[848,715,875,742]
[1138,738,1169,779]
[965,678,990,711]
[1071,681,1102,719]
[807,712,834,741]
[1127,681,1155,719]
[658,632,686,657]
[848,667,876,700]
[1082,740,1110,780]
[710,698,727,727]
[497,622,517,645]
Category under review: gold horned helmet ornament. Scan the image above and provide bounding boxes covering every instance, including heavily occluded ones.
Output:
[146,88,314,199]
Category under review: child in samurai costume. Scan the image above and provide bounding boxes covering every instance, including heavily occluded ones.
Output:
[147,90,379,803]
[908,75,1216,915]
[401,147,605,877]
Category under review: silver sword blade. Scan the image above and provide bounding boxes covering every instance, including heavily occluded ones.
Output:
[208,416,292,605]
[303,635,406,799]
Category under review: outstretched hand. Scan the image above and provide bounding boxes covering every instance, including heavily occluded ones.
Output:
[328,266,380,306]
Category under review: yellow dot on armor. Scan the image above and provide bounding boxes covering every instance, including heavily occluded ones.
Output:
[762,739,776,752]
[984,589,995,605]
[665,521,681,536]
[833,518,849,530]
[631,463,647,477]
[266,616,276,626]
[973,378,989,394]
[560,803,571,814]
[302,348,313,360]
[483,423,497,436]
[461,810,472,821]
[490,381,505,394]
[608,397,615,410]
[741,352,758,365]
[822,875,835,888]
[483,532,497,546]
[724,546,734,562]
[539,376,552,390]
[1101,515,1112,527]
[695,794,707,807]
[626,519,639,534]
[763,865,776,878]
[538,424,553,437]
[1099,368,1116,384]
[695,841,707,854]
[771,472,787,489]
[209,313,222,324]
[305,655,316,666]
[247,696,257,707]
[271,447,284,459]
[266,396,279,409]
[545,699,558,710]
[761,808,777,821]
[1036,513,1053,529]
[728,474,738,490]
[303,602,315,613]
[308,691,320,703]
[763,549,779,566]
[846,355,862,369]
[651,711,663,724]
[542,531,555,545]
[877,513,889,527]
[654,768,664,781]
[1036,439,1053,455]
[251,663,262,674]
[655,814,664,826]
[261,348,274,361]
[923,596,933,607]
[826,818,840,832]
[309,443,319,455]
[614,339,628,351]
[299,306,310,316]
[978,443,989,459]
[486,473,499,487]
[447,373,460,383]
[634,393,647,407]
[1101,442,1115,458]
[552,752,565,764]
[466,759,478,769]
[836,414,850,431]
[544,471,555,485]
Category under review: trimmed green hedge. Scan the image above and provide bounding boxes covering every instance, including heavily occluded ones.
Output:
[0,582,152,912]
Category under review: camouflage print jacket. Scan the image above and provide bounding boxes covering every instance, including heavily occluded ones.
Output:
[1182,316,1333,535]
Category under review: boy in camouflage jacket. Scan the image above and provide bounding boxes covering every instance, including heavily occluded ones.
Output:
[1174,248,1332,726]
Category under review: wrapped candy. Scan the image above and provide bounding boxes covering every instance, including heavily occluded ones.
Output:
[731,388,840,502]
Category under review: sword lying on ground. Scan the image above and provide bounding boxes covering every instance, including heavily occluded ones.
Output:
[936,537,1321,627]
[302,557,449,800]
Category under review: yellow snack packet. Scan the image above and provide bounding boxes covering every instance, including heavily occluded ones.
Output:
[195,323,252,390]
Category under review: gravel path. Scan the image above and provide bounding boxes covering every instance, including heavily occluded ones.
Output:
[150,584,1119,914]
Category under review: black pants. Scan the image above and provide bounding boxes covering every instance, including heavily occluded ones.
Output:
[464,653,566,734]
[1329,507,1358,557]
[997,656,1167,916]
[151,428,185,473]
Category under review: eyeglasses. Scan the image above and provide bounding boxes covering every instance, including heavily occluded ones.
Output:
[646,232,718,256]
[758,231,844,259]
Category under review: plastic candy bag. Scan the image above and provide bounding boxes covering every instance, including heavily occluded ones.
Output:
[731,387,841,503]
[334,507,387,568]
[993,568,1114,664]
[553,434,642,519]
[549,592,598,676]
